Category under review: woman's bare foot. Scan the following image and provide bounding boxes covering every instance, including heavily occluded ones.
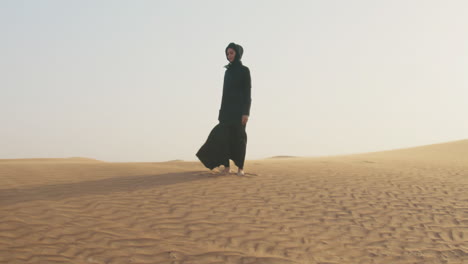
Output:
[223,166,231,175]
[237,169,245,176]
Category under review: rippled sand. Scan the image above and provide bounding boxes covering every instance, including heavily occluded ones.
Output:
[1,140,467,263]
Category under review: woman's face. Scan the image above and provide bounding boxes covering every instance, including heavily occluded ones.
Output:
[226,48,236,63]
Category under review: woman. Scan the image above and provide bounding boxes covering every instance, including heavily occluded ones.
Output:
[197,42,252,176]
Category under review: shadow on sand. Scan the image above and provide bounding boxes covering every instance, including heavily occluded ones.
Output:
[0,171,214,206]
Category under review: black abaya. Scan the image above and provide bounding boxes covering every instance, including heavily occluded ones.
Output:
[196,122,247,170]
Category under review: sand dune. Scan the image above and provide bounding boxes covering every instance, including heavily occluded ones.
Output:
[0,157,104,164]
[1,140,467,263]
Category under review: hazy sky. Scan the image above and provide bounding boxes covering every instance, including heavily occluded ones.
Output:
[2,0,467,162]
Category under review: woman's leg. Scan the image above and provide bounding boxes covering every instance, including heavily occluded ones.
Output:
[221,123,231,174]
[222,160,230,174]
[230,123,247,170]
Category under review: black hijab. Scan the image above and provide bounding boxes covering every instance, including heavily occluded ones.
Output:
[225,42,244,68]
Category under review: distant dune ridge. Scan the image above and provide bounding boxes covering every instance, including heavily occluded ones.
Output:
[0,157,104,163]
[1,140,467,263]
[268,155,298,159]
[353,139,468,161]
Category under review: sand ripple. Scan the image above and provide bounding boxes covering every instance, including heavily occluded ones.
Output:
[1,142,467,263]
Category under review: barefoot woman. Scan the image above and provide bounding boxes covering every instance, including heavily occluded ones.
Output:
[218,42,252,176]
[196,42,252,176]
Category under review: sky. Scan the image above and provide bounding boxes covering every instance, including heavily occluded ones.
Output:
[1,0,467,162]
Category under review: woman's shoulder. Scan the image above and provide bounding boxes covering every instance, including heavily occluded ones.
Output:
[240,64,250,73]
[225,63,250,74]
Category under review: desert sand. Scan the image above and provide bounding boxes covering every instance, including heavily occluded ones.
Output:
[1,140,467,264]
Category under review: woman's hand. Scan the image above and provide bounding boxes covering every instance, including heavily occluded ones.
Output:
[242,115,249,125]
